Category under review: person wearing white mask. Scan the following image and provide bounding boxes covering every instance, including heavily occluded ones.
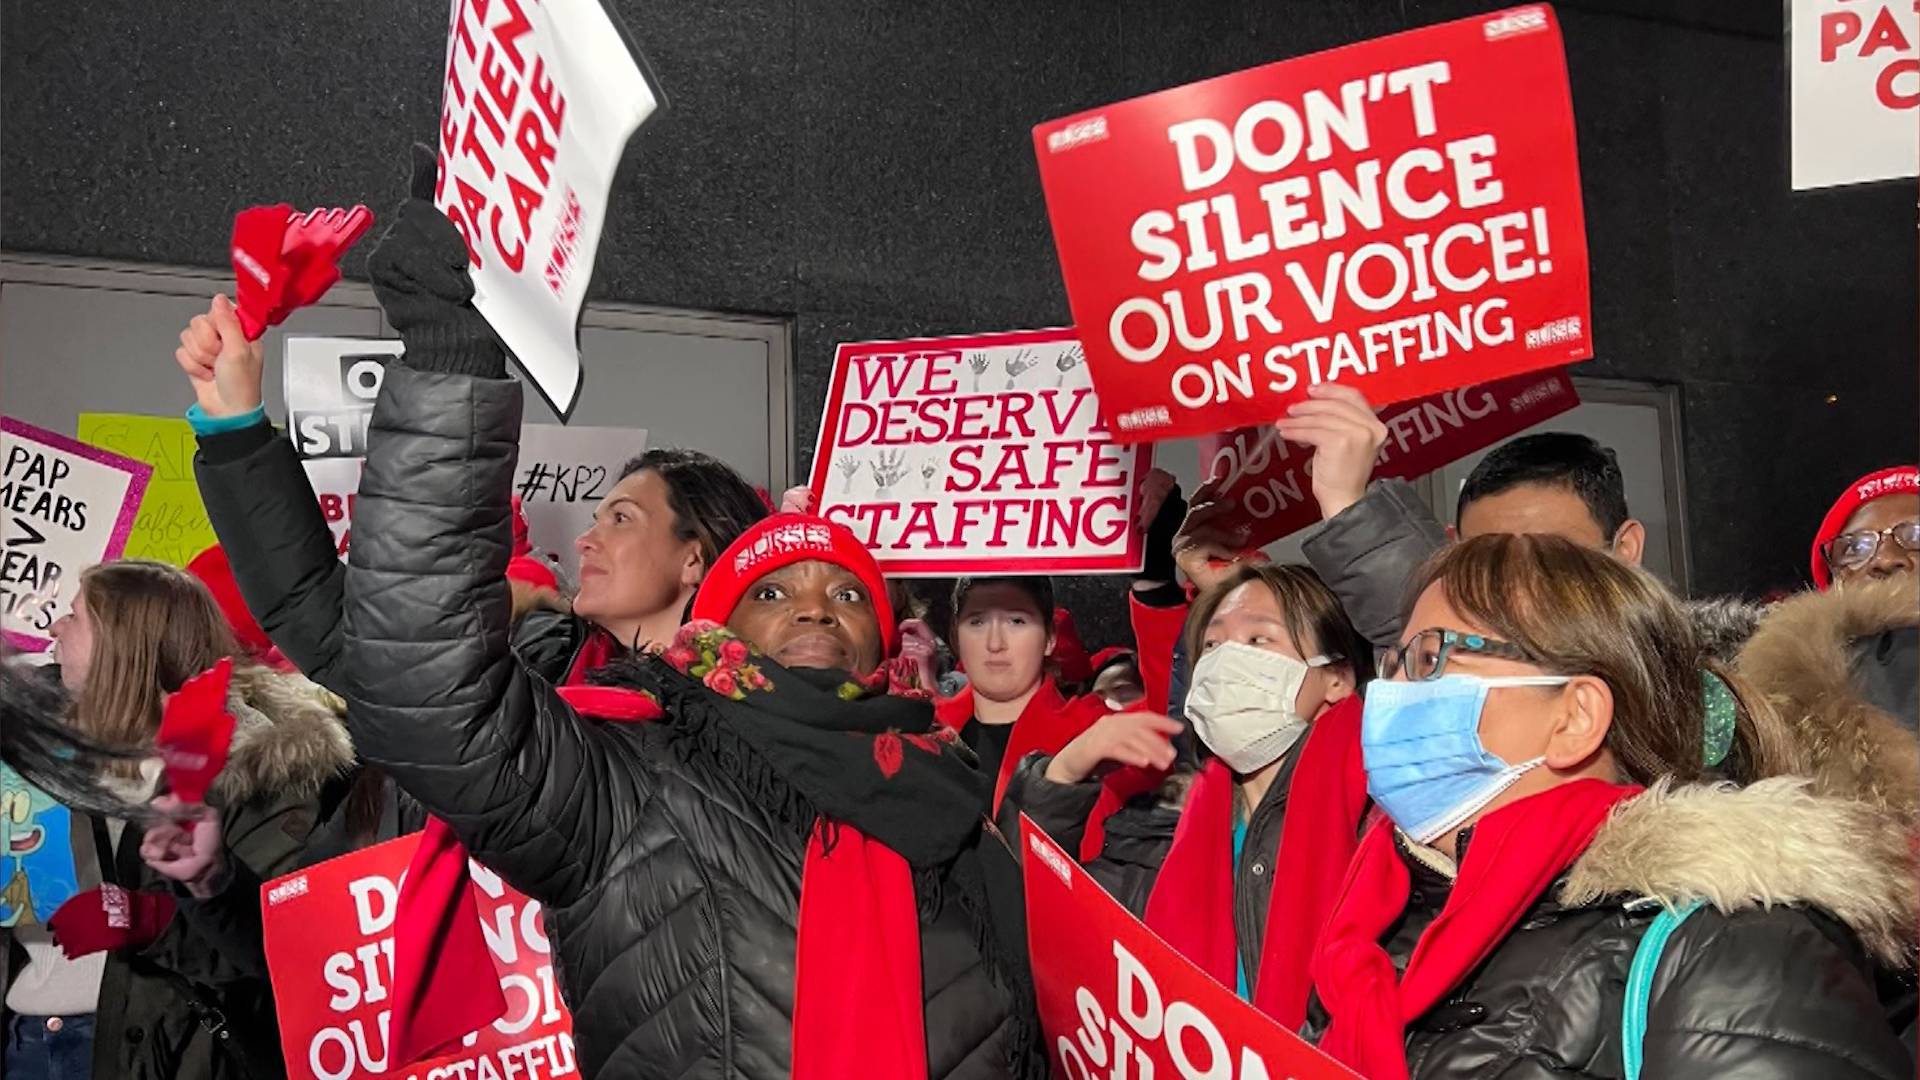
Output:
[1006,563,1374,1029]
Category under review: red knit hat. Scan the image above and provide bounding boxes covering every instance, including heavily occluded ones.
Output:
[690,513,896,648]
[1811,465,1920,589]
[1090,646,1136,679]
[187,545,275,660]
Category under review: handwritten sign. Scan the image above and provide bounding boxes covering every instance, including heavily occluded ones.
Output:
[1,419,151,652]
[0,763,79,928]
[1790,0,1919,189]
[288,344,638,573]
[434,0,664,418]
[1201,368,1580,548]
[76,413,219,567]
[516,424,644,578]
[809,328,1153,576]
[1021,818,1359,1080]
[1032,5,1591,441]
[261,833,576,1080]
[283,337,407,460]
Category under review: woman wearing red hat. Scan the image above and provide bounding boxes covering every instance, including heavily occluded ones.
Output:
[189,177,1038,1080]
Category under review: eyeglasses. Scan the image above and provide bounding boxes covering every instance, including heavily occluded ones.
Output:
[1823,521,1920,572]
[1381,628,1535,682]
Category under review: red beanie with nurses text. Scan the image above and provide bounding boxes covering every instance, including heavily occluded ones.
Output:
[1811,466,1920,589]
[691,514,896,647]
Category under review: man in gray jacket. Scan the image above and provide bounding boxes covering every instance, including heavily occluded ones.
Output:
[1272,385,1652,651]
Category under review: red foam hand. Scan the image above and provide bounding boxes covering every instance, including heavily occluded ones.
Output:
[230,204,296,340]
[228,204,376,341]
[156,658,236,811]
[280,205,374,312]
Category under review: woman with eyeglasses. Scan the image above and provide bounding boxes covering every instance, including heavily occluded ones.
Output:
[1008,563,1377,1031]
[1299,533,1913,1080]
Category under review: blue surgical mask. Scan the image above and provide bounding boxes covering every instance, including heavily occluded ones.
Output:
[1361,674,1570,844]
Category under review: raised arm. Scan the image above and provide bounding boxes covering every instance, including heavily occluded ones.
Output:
[336,160,644,905]
[1284,384,1445,650]
[177,296,351,688]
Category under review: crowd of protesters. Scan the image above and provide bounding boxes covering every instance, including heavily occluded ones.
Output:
[2,168,1915,1080]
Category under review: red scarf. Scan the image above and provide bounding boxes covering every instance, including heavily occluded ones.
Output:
[1311,779,1639,1080]
[1141,698,1370,1029]
[791,822,925,1080]
[392,634,933,1080]
[389,626,627,1066]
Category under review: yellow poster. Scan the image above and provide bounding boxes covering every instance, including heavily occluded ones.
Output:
[75,413,216,567]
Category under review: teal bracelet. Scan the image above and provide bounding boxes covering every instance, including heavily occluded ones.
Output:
[186,403,268,436]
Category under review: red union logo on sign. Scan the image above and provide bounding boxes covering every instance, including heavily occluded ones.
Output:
[1048,117,1110,153]
[1483,6,1549,40]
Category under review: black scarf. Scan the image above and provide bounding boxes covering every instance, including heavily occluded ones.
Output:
[596,636,1044,1078]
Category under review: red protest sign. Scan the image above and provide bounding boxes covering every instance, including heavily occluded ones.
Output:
[1033,5,1591,443]
[808,328,1154,576]
[260,834,577,1080]
[1201,368,1579,549]
[1021,817,1359,1080]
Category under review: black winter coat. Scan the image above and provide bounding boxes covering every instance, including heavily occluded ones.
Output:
[1304,780,1916,1079]
[326,364,1023,1079]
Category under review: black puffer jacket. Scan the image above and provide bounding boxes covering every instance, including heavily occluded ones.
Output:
[1303,779,1916,1079]
[337,362,1026,1079]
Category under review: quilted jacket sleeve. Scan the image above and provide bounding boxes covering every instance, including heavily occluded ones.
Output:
[1640,907,1912,1079]
[1300,478,1447,650]
[194,424,349,690]
[340,365,645,907]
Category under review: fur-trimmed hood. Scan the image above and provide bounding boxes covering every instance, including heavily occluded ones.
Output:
[1736,577,1918,816]
[510,579,570,624]
[213,664,355,804]
[1562,778,1917,965]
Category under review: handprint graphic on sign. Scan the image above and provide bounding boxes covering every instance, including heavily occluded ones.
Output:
[1055,344,1085,387]
[920,460,939,491]
[836,455,861,494]
[967,351,991,393]
[871,450,908,499]
[1005,349,1039,390]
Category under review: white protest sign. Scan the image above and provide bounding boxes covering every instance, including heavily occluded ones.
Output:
[1790,0,1919,189]
[1,419,152,651]
[807,328,1153,577]
[286,340,643,575]
[300,457,363,562]
[516,424,645,578]
[434,0,663,418]
[283,337,407,459]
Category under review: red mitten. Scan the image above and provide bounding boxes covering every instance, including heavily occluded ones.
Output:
[279,205,375,315]
[230,205,294,340]
[156,659,236,819]
[48,885,177,958]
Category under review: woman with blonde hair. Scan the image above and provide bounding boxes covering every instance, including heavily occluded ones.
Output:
[2,560,351,1080]
[1304,534,1911,1079]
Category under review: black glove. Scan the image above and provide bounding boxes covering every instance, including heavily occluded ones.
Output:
[1140,482,1187,585]
[366,145,507,379]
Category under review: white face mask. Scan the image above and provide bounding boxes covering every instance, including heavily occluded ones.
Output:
[1185,641,1332,774]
